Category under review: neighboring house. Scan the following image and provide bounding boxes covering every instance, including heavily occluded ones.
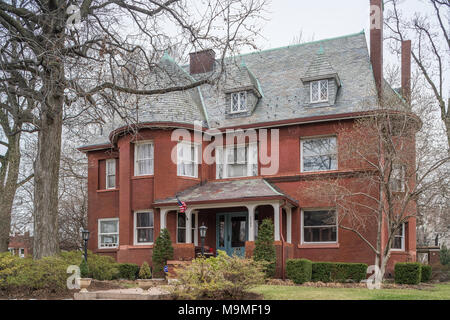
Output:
[79,2,417,276]
[8,232,33,258]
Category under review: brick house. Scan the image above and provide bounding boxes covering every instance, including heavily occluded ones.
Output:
[8,232,33,258]
[79,1,417,276]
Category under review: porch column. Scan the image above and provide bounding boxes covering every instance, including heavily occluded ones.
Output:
[247,204,257,242]
[160,208,169,230]
[185,208,193,243]
[287,207,292,243]
[272,202,280,241]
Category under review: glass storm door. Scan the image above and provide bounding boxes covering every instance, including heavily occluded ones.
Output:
[216,213,248,257]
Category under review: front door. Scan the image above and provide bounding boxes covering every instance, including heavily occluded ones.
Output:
[216,212,248,257]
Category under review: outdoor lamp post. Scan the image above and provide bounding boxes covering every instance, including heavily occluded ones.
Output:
[199,224,208,256]
[81,229,90,262]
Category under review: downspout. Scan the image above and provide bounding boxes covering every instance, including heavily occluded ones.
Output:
[280,200,288,280]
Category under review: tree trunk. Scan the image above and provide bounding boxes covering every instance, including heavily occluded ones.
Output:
[0,131,21,252]
[32,49,64,258]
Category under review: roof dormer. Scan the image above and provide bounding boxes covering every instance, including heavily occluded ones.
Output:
[224,61,262,118]
[301,46,341,107]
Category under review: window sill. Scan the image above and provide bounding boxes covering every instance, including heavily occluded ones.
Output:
[132,175,154,180]
[177,176,200,181]
[97,188,119,193]
[97,247,119,252]
[129,244,154,249]
[390,249,407,254]
[298,243,339,249]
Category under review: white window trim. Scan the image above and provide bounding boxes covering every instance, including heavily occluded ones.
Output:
[301,208,338,244]
[98,218,119,249]
[177,141,200,178]
[106,159,116,189]
[300,136,338,173]
[8,248,14,255]
[391,164,406,192]
[134,140,154,176]
[133,210,154,245]
[310,80,329,103]
[217,143,258,179]
[391,223,406,251]
[19,248,25,258]
[176,211,198,245]
[230,91,248,114]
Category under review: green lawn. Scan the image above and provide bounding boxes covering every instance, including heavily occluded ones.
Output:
[250,283,450,300]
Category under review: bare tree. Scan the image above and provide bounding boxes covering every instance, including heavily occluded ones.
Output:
[385,0,450,151]
[305,105,449,280]
[0,0,267,258]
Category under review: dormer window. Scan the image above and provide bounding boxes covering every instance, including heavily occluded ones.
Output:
[310,80,329,103]
[230,91,247,113]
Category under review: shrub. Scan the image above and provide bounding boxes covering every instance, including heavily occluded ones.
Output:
[440,245,450,266]
[253,219,276,278]
[172,250,265,299]
[152,228,174,278]
[312,262,368,283]
[394,262,422,284]
[421,265,432,282]
[87,254,120,280]
[119,263,140,280]
[79,260,90,278]
[286,259,312,284]
[138,262,152,279]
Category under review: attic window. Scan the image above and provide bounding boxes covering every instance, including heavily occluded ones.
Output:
[230,91,247,113]
[310,80,329,103]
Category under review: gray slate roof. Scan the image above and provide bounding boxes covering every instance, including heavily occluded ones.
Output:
[81,31,381,149]
[153,178,296,205]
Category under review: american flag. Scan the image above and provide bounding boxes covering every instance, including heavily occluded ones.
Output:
[176,195,187,213]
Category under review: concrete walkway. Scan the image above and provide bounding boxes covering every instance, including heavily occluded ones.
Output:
[74,287,171,300]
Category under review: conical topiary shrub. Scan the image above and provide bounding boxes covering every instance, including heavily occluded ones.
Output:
[253,218,276,278]
[138,261,152,279]
[152,228,174,278]
[79,259,90,278]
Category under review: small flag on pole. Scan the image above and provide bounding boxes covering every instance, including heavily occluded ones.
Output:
[176,195,187,213]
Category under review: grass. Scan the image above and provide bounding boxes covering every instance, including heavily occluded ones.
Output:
[250,283,450,300]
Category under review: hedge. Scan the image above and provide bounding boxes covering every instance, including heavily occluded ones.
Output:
[286,259,312,284]
[421,265,432,282]
[311,262,368,283]
[118,263,140,280]
[394,262,422,284]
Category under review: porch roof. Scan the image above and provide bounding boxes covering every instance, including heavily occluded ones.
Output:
[153,178,298,207]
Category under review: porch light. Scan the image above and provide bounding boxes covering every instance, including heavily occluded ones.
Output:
[199,224,208,256]
[81,229,90,262]
[199,225,208,238]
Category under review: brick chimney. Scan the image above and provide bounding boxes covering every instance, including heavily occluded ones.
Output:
[401,40,411,105]
[189,49,215,75]
[370,0,384,101]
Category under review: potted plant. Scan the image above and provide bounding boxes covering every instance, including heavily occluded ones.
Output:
[79,259,92,292]
[137,262,153,291]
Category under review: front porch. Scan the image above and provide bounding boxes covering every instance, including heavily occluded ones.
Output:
[155,179,298,277]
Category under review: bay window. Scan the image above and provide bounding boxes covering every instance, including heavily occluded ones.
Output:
[135,141,154,176]
[134,211,154,245]
[391,223,405,251]
[177,142,199,178]
[216,143,258,179]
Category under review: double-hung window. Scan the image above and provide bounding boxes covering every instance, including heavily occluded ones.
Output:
[230,91,248,113]
[19,248,25,258]
[301,136,337,172]
[106,159,116,189]
[302,209,337,243]
[177,142,199,178]
[391,223,405,251]
[216,143,258,178]
[390,164,406,192]
[135,142,154,176]
[176,212,197,245]
[310,80,329,103]
[98,218,119,248]
[134,211,154,245]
